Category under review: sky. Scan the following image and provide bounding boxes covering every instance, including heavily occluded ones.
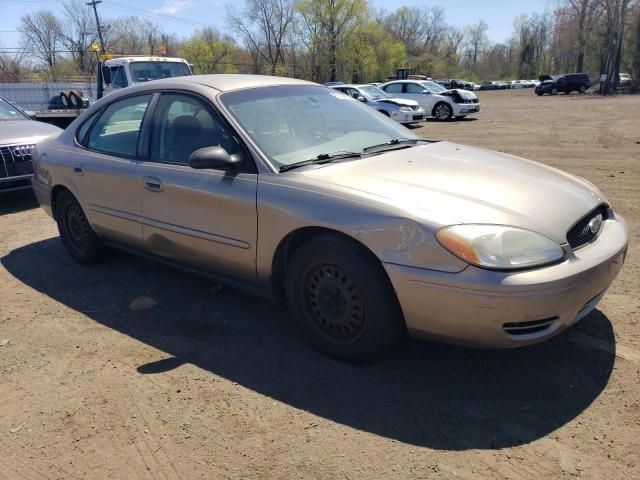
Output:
[0,0,553,52]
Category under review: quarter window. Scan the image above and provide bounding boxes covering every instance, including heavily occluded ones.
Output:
[149,93,243,165]
[86,94,152,157]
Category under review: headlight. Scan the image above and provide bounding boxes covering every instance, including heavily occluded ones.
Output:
[436,225,564,270]
[398,106,413,112]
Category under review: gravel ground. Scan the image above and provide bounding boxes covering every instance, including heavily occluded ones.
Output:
[0,88,638,479]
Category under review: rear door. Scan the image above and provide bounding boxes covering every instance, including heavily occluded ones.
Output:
[73,93,153,248]
[138,92,258,281]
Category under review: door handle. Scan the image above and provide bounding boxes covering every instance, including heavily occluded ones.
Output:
[73,164,84,175]
[143,176,163,192]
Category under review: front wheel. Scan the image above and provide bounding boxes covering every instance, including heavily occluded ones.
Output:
[433,102,453,121]
[579,86,586,94]
[285,234,404,362]
[56,190,107,263]
[551,88,558,95]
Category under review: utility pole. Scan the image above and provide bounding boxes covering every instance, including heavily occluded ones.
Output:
[86,0,105,53]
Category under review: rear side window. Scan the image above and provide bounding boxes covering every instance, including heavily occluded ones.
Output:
[87,94,152,157]
[76,111,99,145]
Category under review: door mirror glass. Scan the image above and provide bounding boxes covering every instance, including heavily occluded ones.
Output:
[189,146,240,170]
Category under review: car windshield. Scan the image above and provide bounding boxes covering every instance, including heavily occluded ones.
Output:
[128,61,191,83]
[0,98,29,121]
[421,81,447,94]
[357,85,389,101]
[221,85,417,169]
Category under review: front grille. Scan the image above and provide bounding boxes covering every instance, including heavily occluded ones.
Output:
[566,205,608,250]
[503,317,558,336]
[412,114,423,120]
[0,143,35,179]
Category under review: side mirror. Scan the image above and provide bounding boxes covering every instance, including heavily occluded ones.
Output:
[422,90,431,95]
[356,95,365,102]
[188,146,240,170]
[101,65,111,85]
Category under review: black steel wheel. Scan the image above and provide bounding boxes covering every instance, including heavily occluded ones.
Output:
[286,234,405,362]
[56,190,107,263]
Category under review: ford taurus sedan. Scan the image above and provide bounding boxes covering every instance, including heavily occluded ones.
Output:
[31,74,628,361]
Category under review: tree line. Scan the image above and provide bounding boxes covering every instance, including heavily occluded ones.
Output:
[1,0,639,93]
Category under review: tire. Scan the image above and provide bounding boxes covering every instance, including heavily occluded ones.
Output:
[579,86,586,94]
[285,234,405,362]
[536,92,543,96]
[68,90,81,108]
[433,102,453,121]
[56,190,107,264]
[59,92,70,108]
[551,88,558,95]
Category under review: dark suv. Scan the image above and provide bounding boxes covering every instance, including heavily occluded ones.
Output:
[535,74,591,95]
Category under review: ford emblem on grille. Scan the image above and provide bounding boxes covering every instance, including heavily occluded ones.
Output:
[588,214,603,234]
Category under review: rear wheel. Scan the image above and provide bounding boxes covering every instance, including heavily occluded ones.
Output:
[551,88,558,95]
[579,86,586,94]
[285,234,404,362]
[433,102,453,121]
[56,190,107,263]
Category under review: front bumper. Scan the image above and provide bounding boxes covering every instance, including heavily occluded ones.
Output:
[384,213,628,347]
[391,111,427,124]
[453,103,480,116]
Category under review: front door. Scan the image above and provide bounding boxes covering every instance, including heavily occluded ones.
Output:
[403,82,436,114]
[138,92,258,282]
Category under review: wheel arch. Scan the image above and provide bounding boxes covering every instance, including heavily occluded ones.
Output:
[51,184,73,221]
[269,226,394,304]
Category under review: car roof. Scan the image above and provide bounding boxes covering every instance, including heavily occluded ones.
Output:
[126,74,318,93]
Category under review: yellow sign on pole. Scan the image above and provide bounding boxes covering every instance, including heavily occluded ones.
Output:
[91,43,100,52]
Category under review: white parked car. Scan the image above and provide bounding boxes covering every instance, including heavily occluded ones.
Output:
[379,80,480,121]
[509,80,526,89]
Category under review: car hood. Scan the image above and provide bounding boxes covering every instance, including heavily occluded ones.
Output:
[372,97,418,107]
[442,88,477,100]
[0,120,62,145]
[300,141,604,244]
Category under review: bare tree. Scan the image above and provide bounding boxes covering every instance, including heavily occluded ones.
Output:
[566,0,602,72]
[599,0,633,94]
[465,20,489,65]
[20,11,62,68]
[382,6,446,56]
[227,0,297,75]
[59,0,98,74]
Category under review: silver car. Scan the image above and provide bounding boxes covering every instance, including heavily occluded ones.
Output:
[1,97,62,193]
[329,84,426,124]
[31,75,628,361]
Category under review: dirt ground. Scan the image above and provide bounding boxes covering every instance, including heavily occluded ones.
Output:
[1,89,638,479]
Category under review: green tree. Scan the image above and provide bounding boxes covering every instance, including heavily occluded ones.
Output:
[178,28,237,74]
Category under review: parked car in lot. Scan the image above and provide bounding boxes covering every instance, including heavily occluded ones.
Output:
[618,73,632,88]
[1,96,62,193]
[509,80,526,89]
[440,79,474,90]
[535,73,591,95]
[480,81,508,90]
[329,84,426,125]
[379,79,480,120]
[32,74,628,361]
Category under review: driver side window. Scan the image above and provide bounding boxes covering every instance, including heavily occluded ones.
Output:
[406,83,425,94]
[382,83,402,94]
[149,93,244,166]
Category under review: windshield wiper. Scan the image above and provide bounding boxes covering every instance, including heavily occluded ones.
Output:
[362,137,426,153]
[279,151,362,172]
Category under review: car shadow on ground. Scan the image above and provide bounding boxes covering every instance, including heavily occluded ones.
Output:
[2,238,616,451]
[0,191,39,216]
